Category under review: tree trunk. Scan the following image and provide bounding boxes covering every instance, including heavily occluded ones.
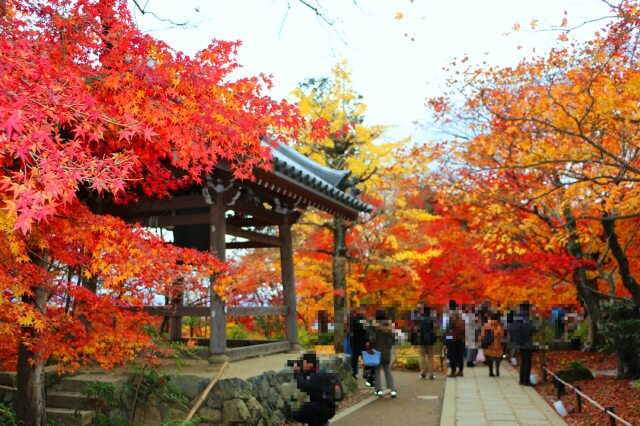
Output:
[333,217,347,353]
[601,218,640,307]
[16,283,47,426]
[563,208,604,350]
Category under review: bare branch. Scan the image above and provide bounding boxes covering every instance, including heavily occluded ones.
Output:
[131,0,190,27]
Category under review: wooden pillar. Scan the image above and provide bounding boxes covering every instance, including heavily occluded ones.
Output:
[209,188,227,361]
[317,310,328,334]
[169,291,183,341]
[279,216,299,349]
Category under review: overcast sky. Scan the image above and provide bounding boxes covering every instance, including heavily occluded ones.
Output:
[132,0,611,142]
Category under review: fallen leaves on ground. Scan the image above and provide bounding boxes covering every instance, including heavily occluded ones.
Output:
[532,351,639,425]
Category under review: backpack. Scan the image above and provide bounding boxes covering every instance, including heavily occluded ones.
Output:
[513,319,534,347]
[481,328,494,349]
[417,317,434,346]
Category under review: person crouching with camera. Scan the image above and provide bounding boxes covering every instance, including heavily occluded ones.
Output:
[289,351,341,426]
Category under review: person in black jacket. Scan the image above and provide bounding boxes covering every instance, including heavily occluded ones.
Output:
[349,306,368,379]
[510,301,537,386]
[412,302,436,379]
[291,351,338,426]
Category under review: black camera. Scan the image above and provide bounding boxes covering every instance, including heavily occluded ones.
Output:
[286,359,301,368]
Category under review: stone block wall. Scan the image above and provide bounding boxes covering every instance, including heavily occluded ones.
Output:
[111,356,357,426]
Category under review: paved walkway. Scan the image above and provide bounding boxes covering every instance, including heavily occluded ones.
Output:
[332,370,445,426]
[440,364,566,426]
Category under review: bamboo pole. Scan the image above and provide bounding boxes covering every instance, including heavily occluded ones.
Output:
[543,366,633,426]
[185,361,229,420]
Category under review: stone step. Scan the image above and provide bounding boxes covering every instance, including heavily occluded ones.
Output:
[53,378,92,393]
[0,372,16,388]
[47,390,93,410]
[46,407,95,426]
[53,374,127,392]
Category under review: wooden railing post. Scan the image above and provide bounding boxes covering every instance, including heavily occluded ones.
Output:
[576,385,582,413]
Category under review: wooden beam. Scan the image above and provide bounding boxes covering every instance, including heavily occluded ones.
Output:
[143,306,209,316]
[226,225,280,247]
[120,201,284,227]
[142,305,288,317]
[124,213,209,227]
[228,306,288,317]
[226,241,279,250]
[230,199,287,225]
[226,215,275,228]
[105,194,207,216]
[124,212,287,229]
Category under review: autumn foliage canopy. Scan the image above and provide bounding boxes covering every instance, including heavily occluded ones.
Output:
[0,0,299,372]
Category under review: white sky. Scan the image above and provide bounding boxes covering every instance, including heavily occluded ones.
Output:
[131,0,611,142]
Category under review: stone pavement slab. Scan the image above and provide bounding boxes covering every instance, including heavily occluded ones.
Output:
[331,370,445,426]
[440,364,566,426]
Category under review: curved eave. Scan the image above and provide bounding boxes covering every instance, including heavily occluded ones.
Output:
[254,168,370,221]
[271,143,352,188]
[270,157,372,214]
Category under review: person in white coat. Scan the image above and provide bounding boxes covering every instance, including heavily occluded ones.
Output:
[463,305,479,367]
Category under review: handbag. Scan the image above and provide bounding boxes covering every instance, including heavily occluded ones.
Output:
[362,349,381,367]
[343,335,352,355]
[475,348,486,363]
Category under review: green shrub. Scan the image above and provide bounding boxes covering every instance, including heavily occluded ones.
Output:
[82,381,117,426]
[0,404,18,426]
[298,328,316,348]
[226,322,248,339]
[566,359,584,370]
[124,367,190,423]
[570,321,589,344]
[555,367,594,382]
[603,300,640,379]
[317,332,334,345]
[401,357,420,371]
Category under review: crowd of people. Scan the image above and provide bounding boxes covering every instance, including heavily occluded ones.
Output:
[287,299,556,425]
[346,299,544,397]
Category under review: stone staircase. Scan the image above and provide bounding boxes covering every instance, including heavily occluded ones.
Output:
[46,374,128,426]
[46,377,97,426]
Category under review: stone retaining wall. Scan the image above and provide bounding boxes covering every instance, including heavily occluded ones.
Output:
[112,356,357,426]
[0,356,356,425]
